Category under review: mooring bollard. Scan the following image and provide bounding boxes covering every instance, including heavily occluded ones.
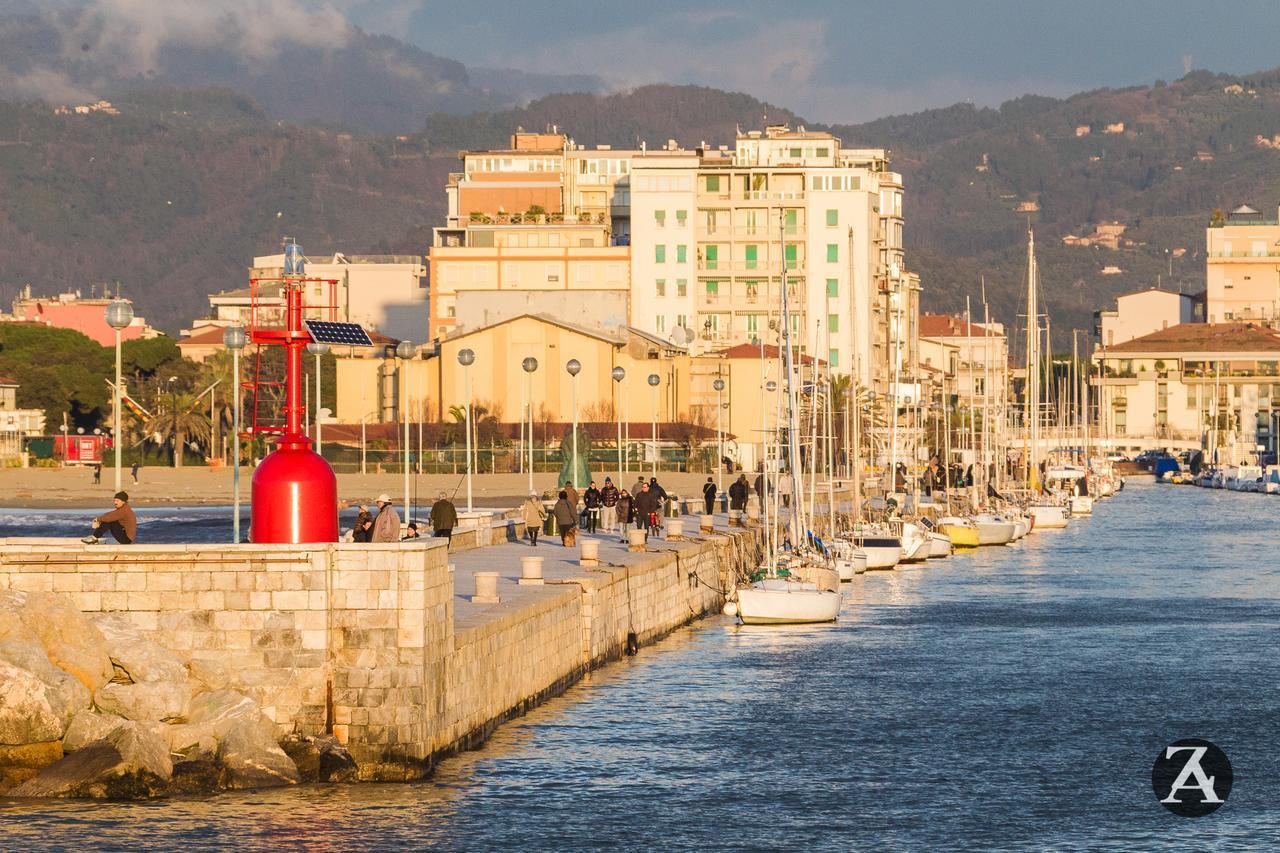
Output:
[580,538,600,567]
[473,571,500,604]
[700,513,714,533]
[519,555,544,585]
[627,528,648,552]
[746,502,761,522]
[729,509,743,527]
[667,519,685,540]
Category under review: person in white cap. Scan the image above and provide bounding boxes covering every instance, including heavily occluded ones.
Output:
[371,493,400,543]
[520,491,547,546]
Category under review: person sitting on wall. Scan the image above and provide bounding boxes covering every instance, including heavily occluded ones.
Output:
[82,492,137,545]
[401,522,420,541]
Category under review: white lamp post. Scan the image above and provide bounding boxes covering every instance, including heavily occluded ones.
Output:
[648,373,661,477]
[566,359,582,486]
[396,340,416,519]
[104,300,133,492]
[223,325,247,544]
[458,347,476,512]
[522,357,538,494]
[306,342,329,454]
[713,376,725,495]
[612,366,625,484]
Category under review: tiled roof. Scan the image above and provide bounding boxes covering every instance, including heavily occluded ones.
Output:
[714,343,823,364]
[919,313,1000,338]
[1104,323,1280,354]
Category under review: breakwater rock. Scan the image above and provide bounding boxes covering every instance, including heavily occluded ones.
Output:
[0,591,351,799]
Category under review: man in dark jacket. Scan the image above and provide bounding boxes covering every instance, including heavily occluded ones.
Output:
[600,477,620,533]
[429,491,459,541]
[552,491,577,546]
[648,477,668,504]
[82,491,137,544]
[583,481,602,533]
[701,476,717,514]
[615,489,633,541]
[728,474,749,511]
[754,471,769,501]
[633,483,659,540]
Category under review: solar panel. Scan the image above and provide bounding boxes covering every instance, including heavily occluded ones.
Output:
[304,319,373,347]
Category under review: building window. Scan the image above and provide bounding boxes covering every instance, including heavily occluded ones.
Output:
[827,244,838,263]
[816,147,829,158]
[826,278,838,298]
[677,279,688,298]
[706,281,719,297]
[676,314,688,329]
[656,279,666,298]
[747,314,760,335]
[745,245,758,270]
[789,147,802,158]
[828,314,839,333]
[826,209,838,227]
[828,349,839,366]
[705,245,718,270]
[656,315,666,333]
[784,209,798,235]
[785,244,797,270]
[677,244,687,264]
[655,244,666,263]
[676,209,687,225]
[654,209,666,227]
[706,175,720,192]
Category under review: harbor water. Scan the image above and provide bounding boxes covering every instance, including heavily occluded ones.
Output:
[4,480,1280,849]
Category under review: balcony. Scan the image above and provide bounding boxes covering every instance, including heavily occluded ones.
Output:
[1207,250,1280,258]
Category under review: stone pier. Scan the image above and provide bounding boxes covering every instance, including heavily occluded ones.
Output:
[0,515,760,780]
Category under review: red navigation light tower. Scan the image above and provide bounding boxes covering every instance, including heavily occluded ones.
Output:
[243,238,363,543]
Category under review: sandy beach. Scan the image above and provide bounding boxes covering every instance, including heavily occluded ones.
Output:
[0,466,732,510]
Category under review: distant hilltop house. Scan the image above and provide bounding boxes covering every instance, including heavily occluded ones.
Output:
[1103,122,1126,134]
[1223,84,1245,95]
[53,100,119,116]
[1075,124,1091,137]
[0,286,159,346]
[1194,150,1215,162]
[1101,265,1124,275]
[1062,220,1128,250]
[1255,135,1280,150]
[1015,200,1040,213]
[975,152,989,172]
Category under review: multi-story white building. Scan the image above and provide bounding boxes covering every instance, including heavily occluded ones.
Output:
[1094,287,1202,348]
[1205,204,1280,324]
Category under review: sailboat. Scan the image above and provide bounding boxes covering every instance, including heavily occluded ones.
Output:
[1022,229,1069,531]
[736,212,841,625]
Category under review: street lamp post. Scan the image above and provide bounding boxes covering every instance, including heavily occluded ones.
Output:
[104,300,133,492]
[396,341,416,521]
[648,373,661,477]
[566,359,582,487]
[458,348,476,512]
[522,357,538,494]
[612,366,625,485]
[223,326,247,543]
[306,342,329,455]
[713,377,725,495]
[167,376,178,467]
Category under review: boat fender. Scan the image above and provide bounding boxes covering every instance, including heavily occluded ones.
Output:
[722,601,739,617]
[625,631,639,656]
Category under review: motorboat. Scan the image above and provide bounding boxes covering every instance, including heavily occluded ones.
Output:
[1068,494,1094,516]
[1227,465,1262,491]
[828,538,868,580]
[899,521,932,563]
[1028,504,1069,529]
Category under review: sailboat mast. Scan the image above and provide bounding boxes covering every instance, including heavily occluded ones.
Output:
[780,210,805,547]
[1025,229,1040,490]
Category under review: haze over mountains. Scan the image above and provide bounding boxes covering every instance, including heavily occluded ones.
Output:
[1,3,1278,348]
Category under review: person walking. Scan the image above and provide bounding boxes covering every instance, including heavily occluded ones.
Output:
[429,491,458,542]
[779,470,794,507]
[81,491,137,544]
[521,492,547,546]
[130,461,140,485]
[583,481,601,533]
[634,482,659,541]
[729,473,749,512]
[701,476,717,515]
[616,488,633,542]
[600,477,619,533]
[92,463,102,485]
[371,494,400,543]
[632,475,646,498]
[553,490,577,547]
[754,469,769,502]
[563,480,580,513]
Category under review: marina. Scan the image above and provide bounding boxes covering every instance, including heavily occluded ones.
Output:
[5,481,1279,847]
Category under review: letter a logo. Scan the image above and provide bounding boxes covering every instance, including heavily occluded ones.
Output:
[1152,738,1233,817]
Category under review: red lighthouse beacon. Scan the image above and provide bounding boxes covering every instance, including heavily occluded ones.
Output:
[245,238,368,543]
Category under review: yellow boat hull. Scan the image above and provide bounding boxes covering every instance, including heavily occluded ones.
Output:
[938,524,980,548]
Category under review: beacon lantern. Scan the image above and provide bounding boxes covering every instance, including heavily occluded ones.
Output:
[244,238,372,544]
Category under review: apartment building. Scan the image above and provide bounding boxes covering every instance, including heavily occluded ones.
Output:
[1094,287,1202,348]
[918,313,1009,408]
[1205,204,1280,323]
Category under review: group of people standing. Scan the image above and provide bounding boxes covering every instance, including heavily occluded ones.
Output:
[346,492,460,543]
[522,475,673,547]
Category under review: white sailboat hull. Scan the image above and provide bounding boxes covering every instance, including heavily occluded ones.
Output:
[1029,504,1069,529]
[927,532,951,558]
[834,552,868,580]
[737,585,842,624]
[975,519,1016,545]
[1069,495,1093,516]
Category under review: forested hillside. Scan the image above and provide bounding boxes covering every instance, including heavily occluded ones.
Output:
[2,68,1280,343]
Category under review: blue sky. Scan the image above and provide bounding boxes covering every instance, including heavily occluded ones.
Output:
[338,0,1280,122]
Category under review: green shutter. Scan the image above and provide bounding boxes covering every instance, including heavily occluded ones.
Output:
[784,210,797,234]
[826,209,838,226]
[828,348,839,366]
[784,244,797,269]
[745,245,758,269]
[828,314,839,333]
[826,278,838,298]
[655,245,666,263]
[706,281,719,295]
[706,175,720,192]
[676,244,687,263]
[827,244,838,263]
[705,245,718,269]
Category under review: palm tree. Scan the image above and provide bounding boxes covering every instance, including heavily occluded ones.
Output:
[144,391,212,468]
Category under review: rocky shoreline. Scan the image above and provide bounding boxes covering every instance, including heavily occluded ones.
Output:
[0,590,355,799]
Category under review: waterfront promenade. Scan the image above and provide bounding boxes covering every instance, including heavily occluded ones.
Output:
[0,505,759,785]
